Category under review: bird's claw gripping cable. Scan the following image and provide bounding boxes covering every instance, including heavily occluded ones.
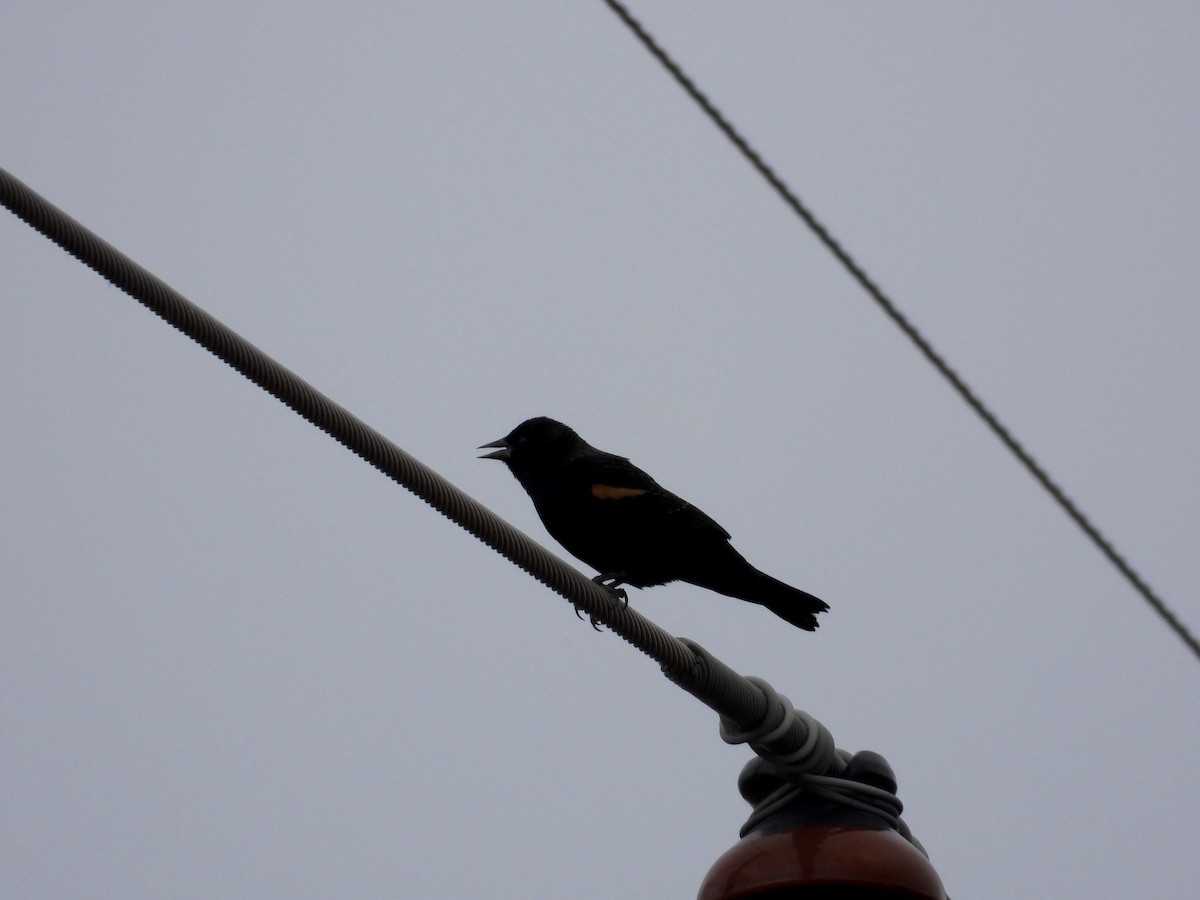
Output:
[593,573,630,608]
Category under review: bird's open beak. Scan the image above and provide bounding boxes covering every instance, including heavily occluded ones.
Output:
[478,438,511,461]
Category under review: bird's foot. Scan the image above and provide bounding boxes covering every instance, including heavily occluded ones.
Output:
[592,573,630,608]
[572,573,630,630]
[572,601,604,632]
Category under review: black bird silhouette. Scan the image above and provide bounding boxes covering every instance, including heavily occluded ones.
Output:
[480,417,828,630]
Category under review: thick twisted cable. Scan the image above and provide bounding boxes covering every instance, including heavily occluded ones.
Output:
[1,166,844,773]
[0,166,685,670]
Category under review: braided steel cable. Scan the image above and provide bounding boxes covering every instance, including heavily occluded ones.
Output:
[1,164,845,779]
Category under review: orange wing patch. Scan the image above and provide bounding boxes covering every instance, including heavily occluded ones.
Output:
[590,484,648,500]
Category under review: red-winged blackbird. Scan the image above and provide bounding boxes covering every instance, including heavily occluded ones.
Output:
[480,417,828,630]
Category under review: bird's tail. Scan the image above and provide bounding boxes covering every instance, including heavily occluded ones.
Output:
[742,570,829,631]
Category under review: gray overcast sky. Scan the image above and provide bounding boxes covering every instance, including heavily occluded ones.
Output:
[3,3,1197,897]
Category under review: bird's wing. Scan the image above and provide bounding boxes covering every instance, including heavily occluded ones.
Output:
[579,451,659,492]
[579,452,733,541]
[663,494,732,541]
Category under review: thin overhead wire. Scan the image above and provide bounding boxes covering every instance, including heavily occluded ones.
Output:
[602,0,1200,664]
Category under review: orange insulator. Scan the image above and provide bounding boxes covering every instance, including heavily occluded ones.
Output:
[698,754,947,899]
